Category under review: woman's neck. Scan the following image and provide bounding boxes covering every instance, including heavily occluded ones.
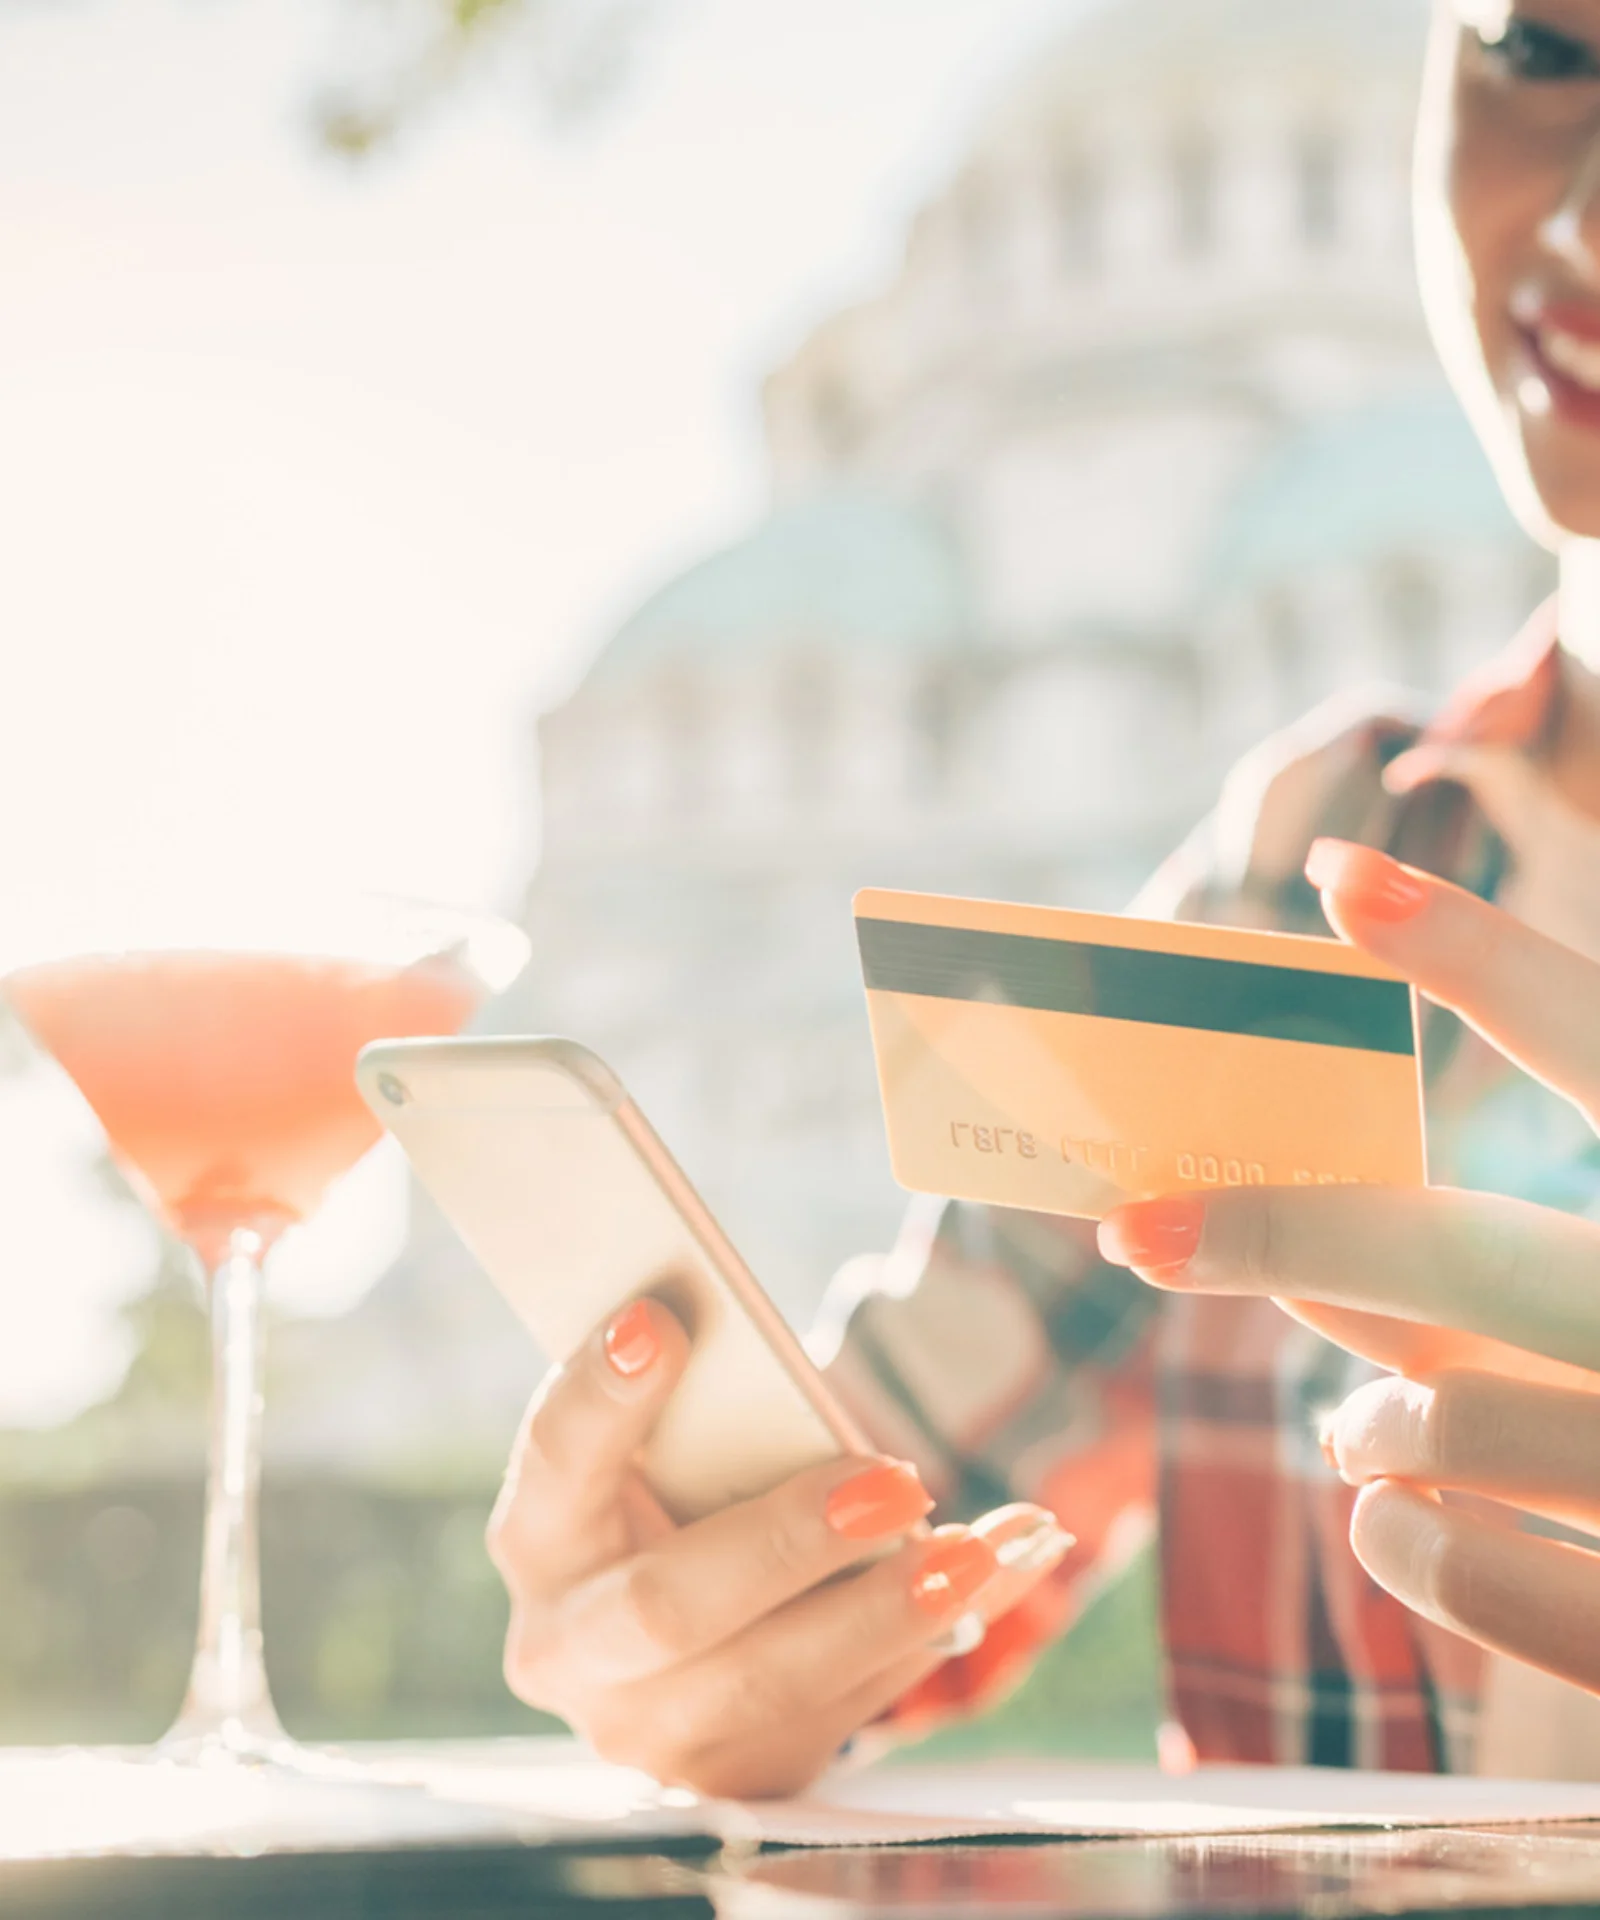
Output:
[1559,541,1600,674]
[1553,542,1600,818]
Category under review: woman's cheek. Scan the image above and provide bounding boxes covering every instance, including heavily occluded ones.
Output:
[1416,59,1512,423]
[1434,80,1589,538]
[1446,114,1529,378]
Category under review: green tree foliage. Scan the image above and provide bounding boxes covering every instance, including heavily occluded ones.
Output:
[310,0,661,156]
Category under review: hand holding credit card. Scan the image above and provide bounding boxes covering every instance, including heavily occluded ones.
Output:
[855,888,1426,1219]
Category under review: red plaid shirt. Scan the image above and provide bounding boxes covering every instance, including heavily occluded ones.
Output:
[819,610,1600,1773]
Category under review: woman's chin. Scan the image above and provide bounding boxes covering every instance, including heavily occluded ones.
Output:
[1511,413,1600,545]
[1523,475,1600,545]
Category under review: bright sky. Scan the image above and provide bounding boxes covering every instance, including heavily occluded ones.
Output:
[0,0,1079,1424]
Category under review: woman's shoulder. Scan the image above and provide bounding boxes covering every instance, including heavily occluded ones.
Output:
[1135,684,1432,927]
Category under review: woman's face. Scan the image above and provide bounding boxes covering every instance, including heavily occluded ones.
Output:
[1419,1,1600,543]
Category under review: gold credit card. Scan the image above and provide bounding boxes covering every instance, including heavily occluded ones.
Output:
[855,888,1426,1219]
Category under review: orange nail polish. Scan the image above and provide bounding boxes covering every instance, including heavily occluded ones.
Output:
[909,1535,999,1617]
[604,1300,659,1378]
[1098,1198,1206,1274]
[1304,839,1430,923]
[825,1462,933,1539]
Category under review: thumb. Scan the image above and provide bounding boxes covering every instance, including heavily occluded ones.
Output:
[1384,742,1548,844]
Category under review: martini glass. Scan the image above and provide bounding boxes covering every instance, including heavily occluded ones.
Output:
[2,895,528,1770]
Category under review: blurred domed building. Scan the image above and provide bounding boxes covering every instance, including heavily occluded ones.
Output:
[519,0,1548,1325]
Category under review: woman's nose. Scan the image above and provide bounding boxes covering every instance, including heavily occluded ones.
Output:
[1540,127,1600,280]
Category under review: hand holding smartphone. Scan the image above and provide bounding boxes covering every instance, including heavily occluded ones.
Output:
[355,1036,873,1523]
[353,1033,1070,1800]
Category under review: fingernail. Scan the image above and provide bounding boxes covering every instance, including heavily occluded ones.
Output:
[1098,1198,1206,1275]
[1315,1414,1340,1473]
[972,1504,1077,1576]
[824,1461,933,1539]
[604,1300,660,1378]
[910,1535,1000,1618]
[932,1612,987,1659]
[1304,839,1430,923]
[993,1514,1076,1577]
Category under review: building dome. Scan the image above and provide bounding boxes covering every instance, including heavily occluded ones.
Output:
[588,490,970,686]
[1004,0,1428,119]
[1203,389,1519,601]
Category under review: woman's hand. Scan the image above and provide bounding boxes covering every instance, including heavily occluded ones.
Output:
[1097,839,1600,1693]
[486,1298,1072,1799]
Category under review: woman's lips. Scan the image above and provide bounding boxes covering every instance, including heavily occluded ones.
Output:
[1513,293,1600,430]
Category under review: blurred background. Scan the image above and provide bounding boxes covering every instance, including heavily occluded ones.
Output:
[0,0,1551,1754]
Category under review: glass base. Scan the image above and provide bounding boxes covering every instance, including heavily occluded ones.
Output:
[154,1713,362,1781]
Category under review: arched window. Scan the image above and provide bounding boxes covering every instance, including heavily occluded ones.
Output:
[1295,127,1341,248]
[1057,149,1101,278]
[1172,127,1218,258]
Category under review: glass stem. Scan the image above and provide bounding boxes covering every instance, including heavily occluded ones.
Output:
[167,1230,286,1752]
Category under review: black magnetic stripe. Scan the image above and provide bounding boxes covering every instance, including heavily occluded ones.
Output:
[856,918,1414,1056]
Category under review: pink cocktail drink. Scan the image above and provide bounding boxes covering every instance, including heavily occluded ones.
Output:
[3,901,526,1768]
[8,952,480,1264]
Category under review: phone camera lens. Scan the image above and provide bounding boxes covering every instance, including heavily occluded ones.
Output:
[376,1072,409,1107]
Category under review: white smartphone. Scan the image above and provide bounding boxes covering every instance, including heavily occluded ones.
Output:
[354,1036,875,1524]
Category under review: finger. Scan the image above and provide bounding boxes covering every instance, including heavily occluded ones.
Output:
[1304,837,1600,1124]
[833,1503,1076,1749]
[487,1298,691,1594]
[1385,744,1600,961]
[1278,1298,1600,1394]
[678,1644,949,1800]
[827,1642,953,1748]
[1384,741,1550,842]
[533,1455,934,1690]
[1324,1371,1600,1532]
[1350,1480,1600,1694]
[577,1510,1067,1793]
[1098,1184,1600,1377]
[670,1511,1067,1745]
[967,1501,1076,1625]
[598,1525,1007,1772]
